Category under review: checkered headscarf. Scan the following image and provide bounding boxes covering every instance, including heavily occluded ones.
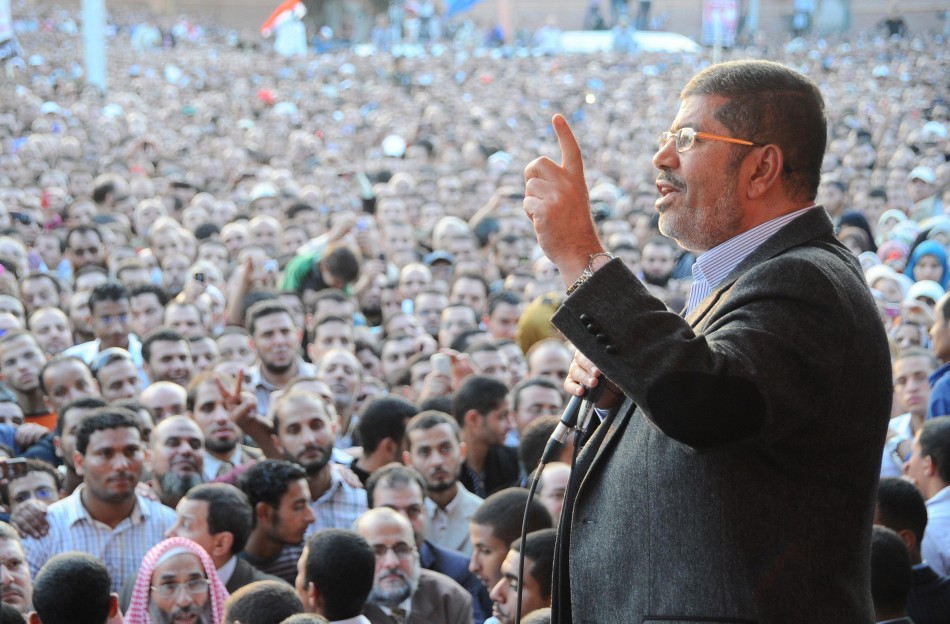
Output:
[124,537,230,624]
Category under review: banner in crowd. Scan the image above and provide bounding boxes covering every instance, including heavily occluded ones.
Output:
[700,0,739,46]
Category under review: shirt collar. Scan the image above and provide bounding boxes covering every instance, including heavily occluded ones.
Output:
[203,447,243,480]
[927,485,950,506]
[247,359,314,390]
[313,467,346,504]
[216,555,238,586]
[65,484,147,527]
[439,481,469,513]
[692,205,815,291]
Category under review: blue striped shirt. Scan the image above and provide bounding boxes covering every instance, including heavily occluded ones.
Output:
[685,206,814,315]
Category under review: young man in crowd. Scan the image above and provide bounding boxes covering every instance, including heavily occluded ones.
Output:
[404,410,483,555]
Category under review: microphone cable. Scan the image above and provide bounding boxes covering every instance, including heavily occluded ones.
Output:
[514,383,600,624]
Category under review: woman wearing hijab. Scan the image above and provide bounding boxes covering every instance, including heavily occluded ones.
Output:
[905,239,950,289]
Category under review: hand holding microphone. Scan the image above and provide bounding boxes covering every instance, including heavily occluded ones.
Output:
[565,350,623,410]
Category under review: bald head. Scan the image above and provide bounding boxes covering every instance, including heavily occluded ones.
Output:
[356,507,412,538]
[141,381,188,423]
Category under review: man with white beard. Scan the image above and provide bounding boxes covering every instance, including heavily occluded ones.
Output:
[124,537,229,624]
[356,508,471,624]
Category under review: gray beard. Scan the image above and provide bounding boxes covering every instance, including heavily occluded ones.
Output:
[159,470,204,503]
[369,562,421,607]
[148,599,212,624]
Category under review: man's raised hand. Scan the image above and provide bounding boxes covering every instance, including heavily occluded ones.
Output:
[523,114,604,285]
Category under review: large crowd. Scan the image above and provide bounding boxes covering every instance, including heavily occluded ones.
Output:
[0,1,949,623]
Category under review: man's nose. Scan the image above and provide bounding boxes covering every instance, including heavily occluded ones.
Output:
[380,547,400,566]
[489,577,506,603]
[652,137,679,170]
[174,586,196,606]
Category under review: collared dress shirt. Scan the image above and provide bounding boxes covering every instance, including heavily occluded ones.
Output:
[22,485,176,591]
[923,485,950,576]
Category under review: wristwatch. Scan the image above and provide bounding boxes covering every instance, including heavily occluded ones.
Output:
[566,252,614,295]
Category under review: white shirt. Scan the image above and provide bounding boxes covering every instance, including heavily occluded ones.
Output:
[202,446,246,482]
[923,485,950,575]
[246,359,317,417]
[425,482,482,555]
[880,413,913,478]
[217,555,238,586]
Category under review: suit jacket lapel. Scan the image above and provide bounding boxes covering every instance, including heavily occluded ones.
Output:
[574,402,633,495]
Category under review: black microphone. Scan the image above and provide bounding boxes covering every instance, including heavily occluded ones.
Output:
[539,392,585,465]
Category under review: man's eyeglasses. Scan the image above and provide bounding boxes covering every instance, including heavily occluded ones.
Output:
[150,578,209,598]
[657,127,762,153]
[372,543,416,560]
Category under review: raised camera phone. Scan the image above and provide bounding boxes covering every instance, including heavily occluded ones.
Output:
[1,458,27,480]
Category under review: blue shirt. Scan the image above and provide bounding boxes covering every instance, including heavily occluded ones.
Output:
[928,361,950,419]
[686,206,814,314]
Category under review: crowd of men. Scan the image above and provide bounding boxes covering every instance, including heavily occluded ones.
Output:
[0,1,949,623]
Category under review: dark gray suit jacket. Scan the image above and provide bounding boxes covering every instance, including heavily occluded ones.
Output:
[226,556,285,593]
[550,208,891,622]
[363,568,472,624]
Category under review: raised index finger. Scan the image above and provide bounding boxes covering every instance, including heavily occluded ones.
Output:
[552,114,584,178]
[234,370,244,396]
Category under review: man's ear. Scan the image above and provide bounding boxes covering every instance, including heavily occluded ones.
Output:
[271,433,284,454]
[745,144,785,200]
[73,450,85,477]
[896,528,917,554]
[402,450,412,466]
[255,501,273,525]
[28,612,41,624]
[53,436,63,459]
[380,437,397,461]
[211,530,235,559]
[459,440,468,461]
[463,409,481,430]
[306,342,317,362]
[923,455,937,478]
[105,593,123,624]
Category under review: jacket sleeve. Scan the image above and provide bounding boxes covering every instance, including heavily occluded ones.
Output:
[552,255,873,452]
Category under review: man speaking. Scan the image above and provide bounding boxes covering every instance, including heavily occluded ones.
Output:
[523,60,891,621]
